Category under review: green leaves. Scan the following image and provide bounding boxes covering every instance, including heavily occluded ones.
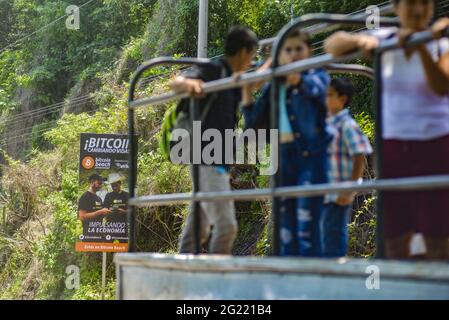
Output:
[354,112,375,142]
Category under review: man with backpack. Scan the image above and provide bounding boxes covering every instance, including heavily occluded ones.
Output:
[169,26,258,254]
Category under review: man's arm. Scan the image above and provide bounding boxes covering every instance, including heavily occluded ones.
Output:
[78,208,111,221]
[169,76,204,97]
[324,31,379,57]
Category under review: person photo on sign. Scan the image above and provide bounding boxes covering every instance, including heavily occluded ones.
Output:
[103,173,129,219]
[78,174,111,241]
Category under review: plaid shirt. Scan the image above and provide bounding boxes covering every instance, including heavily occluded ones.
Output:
[326,109,373,203]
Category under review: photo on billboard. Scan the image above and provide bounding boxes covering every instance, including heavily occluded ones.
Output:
[76,133,129,252]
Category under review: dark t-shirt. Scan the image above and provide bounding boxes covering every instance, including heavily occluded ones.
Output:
[182,58,241,165]
[103,191,129,223]
[184,59,241,132]
[78,191,103,216]
[77,191,104,241]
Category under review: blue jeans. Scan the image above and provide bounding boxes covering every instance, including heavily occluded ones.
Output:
[279,143,328,257]
[322,202,351,257]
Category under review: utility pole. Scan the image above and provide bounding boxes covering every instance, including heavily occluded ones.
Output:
[198,0,209,58]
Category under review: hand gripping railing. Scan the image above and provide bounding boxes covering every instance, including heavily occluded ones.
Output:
[127,14,449,257]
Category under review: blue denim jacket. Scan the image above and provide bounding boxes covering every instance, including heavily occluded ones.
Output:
[242,68,333,157]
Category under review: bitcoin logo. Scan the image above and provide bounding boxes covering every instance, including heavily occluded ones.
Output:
[81,156,95,169]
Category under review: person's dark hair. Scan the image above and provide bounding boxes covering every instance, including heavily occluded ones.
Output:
[88,174,104,183]
[285,28,313,48]
[225,26,258,56]
[330,78,355,107]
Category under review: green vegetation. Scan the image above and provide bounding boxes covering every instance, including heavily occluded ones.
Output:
[0,0,384,299]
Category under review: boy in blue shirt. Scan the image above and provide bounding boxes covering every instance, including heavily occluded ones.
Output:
[241,29,332,256]
[323,78,373,257]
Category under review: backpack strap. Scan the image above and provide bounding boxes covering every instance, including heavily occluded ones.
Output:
[199,62,227,122]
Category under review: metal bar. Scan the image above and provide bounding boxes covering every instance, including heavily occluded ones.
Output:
[373,52,385,259]
[190,98,201,255]
[270,79,281,255]
[127,71,138,252]
[376,29,436,53]
[270,14,399,69]
[132,57,212,78]
[129,175,449,207]
[101,252,107,300]
[129,13,399,110]
[129,56,373,109]
[326,63,374,79]
[257,2,395,47]
[114,253,449,281]
[127,126,137,252]
[129,51,363,109]
[198,0,208,58]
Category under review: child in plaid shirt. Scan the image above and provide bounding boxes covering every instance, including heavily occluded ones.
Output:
[323,78,373,257]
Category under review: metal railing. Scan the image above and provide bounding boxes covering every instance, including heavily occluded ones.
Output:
[257,2,396,47]
[127,13,449,256]
[134,1,396,90]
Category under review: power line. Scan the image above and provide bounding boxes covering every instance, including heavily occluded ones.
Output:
[1,97,101,138]
[1,95,95,126]
[3,1,396,123]
[0,109,100,148]
[137,1,396,87]
[0,96,113,152]
[0,108,130,150]
[0,0,98,54]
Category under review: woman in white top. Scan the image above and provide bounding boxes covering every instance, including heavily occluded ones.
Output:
[324,0,449,260]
